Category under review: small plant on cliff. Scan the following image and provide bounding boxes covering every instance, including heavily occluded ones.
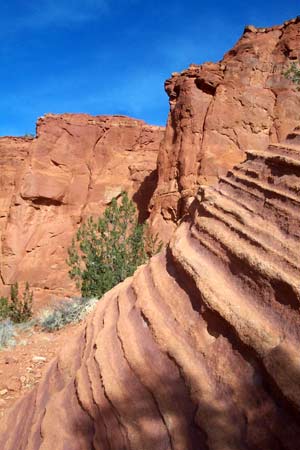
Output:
[284,61,300,89]
[67,191,162,298]
[0,283,33,323]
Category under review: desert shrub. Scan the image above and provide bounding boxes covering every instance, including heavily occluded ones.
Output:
[39,297,98,331]
[0,282,33,323]
[9,282,33,323]
[284,61,300,89]
[0,297,10,320]
[67,191,162,298]
[0,319,16,348]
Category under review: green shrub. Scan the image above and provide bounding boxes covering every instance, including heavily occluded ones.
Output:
[0,297,10,320]
[0,282,33,323]
[67,191,161,298]
[284,61,300,89]
[39,297,98,331]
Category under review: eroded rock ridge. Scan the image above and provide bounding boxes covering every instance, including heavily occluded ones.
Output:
[1,130,299,449]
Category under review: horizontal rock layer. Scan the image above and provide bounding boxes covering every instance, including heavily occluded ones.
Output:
[1,131,299,449]
[150,16,300,241]
[0,114,164,304]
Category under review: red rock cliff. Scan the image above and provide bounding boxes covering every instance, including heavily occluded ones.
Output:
[150,17,300,240]
[0,114,164,304]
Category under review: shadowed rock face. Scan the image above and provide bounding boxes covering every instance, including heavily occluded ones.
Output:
[150,17,300,241]
[0,114,164,304]
[1,131,299,449]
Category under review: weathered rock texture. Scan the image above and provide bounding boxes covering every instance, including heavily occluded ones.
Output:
[1,130,300,449]
[0,114,164,303]
[150,17,300,240]
[0,137,32,265]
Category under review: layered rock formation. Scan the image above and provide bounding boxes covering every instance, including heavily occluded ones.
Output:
[1,130,299,449]
[0,114,164,303]
[150,17,300,240]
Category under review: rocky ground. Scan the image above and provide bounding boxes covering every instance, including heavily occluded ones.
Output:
[0,314,84,418]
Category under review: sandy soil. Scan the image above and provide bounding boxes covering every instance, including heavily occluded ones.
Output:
[0,320,82,418]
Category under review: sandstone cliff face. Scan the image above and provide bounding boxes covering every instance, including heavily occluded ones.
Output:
[1,131,299,449]
[0,137,31,269]
[150,17,300,240]
[0,114,164,303]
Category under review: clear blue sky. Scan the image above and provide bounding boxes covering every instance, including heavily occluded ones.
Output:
[0,1,299,136]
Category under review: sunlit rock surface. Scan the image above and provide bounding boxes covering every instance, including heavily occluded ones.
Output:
[1,130,300,449]
[150,17,300,240]
[0,114,164,303]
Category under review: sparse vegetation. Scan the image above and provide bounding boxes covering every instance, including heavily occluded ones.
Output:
[67,191,162,299]
[0,320,16,349]
[0,282,33,324]
[39,297,98,331]
[284,61,300,89]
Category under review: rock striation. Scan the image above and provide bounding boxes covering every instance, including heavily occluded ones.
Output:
[0,114,164,303]
[150,17,300,241]
[1,130,299,449]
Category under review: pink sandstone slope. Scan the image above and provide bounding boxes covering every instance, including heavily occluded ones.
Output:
[0,129,299,450]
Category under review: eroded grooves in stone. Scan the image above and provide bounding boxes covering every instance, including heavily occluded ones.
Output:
[1,128,300,449]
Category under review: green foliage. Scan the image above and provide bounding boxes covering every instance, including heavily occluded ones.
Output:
[0,297,10,320]
[284,61,300,89]
[67,191,162,298]
[39,297,98,331]
[0,282,33,323]
[23,133,35,139]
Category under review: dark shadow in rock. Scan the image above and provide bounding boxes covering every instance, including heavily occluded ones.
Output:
[133,169,158,223]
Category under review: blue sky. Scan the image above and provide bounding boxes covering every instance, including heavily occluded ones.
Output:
[0,0,299,136]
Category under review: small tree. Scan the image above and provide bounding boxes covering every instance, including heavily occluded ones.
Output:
[9,282,33,323]
[284,61,300,89]
[67,192,161,298]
